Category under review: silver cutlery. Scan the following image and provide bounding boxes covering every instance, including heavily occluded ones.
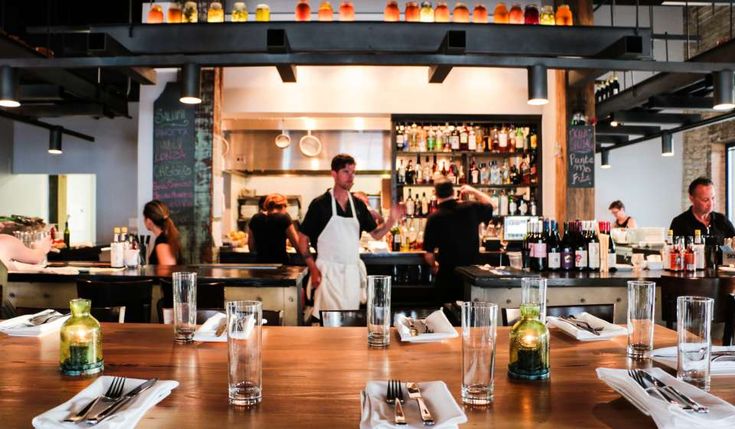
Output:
[627,370,692,411]
[639,371,709,413]
[214,318,227,337]
[407,319,419,337]
[386,379,406,425]
[64,377,126,422]
[88,378,158,424]
[406,382,434,426]
[558,315,603,336]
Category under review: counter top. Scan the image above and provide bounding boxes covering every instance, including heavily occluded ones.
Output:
[6,263,308,287]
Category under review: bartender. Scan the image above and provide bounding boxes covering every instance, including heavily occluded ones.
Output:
[670,177,735,242]
[423,179,494,305]
[297,154,397,320]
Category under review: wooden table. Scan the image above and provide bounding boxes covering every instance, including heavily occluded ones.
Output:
[2,324,734,428]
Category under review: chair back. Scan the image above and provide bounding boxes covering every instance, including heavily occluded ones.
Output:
[501,303,615,327]
[91,306,126,323]
[320,310,367,327]
[263,309,284,326]
[77,279,153,323]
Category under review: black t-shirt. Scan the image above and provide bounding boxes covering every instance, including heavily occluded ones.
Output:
[423,199,494,274]
[300,190,378,250]
[248,212,293,264]
[669,207,735,243]
[148,234,180,265]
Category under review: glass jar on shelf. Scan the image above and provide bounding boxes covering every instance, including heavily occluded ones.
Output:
[207,1,225,22]
[472,3,488,23]
[453,2,470,22]
[555,4,573,26]
[539,5,555,25]
[493,2,509,23]
[339,0,355,20]
[524,4,539,24]
[419,0,434,22]
[508,3,523,24]
[319,0,334,21]
[256,3,271,21]
[183,1,198,23]
[167,3,183,23]
[147,3,164,24]
[384,0,400,21]
[434,0,450,22]
[405,1,420,21]
[232,2,248,22]
[296,0,312,21]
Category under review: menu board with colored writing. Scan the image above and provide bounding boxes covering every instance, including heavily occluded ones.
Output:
[153,82,196,246]
[567,125,595,188]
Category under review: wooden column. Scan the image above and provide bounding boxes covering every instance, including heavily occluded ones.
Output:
[555,0,596,225]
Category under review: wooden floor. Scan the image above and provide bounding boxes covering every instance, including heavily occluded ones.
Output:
[1,324,734,428]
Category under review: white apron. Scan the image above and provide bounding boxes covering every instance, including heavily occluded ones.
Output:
[309,189,367,319]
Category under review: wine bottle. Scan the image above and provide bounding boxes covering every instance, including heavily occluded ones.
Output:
[560,222,574,271]
[587,220,600,272]
[547,220,561,271]
[574,221,588,271]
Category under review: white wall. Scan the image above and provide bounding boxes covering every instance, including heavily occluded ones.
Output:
[66,174,96,244]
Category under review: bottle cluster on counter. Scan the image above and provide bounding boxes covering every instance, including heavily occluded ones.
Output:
[109,227,141,268]
[662,229,710,272]
[396,123,538,154]
[523,219,616,272]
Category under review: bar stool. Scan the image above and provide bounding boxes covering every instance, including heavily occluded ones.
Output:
[76,279,154,323]
[501,303,615,327]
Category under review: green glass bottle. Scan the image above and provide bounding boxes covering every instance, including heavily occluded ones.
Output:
[63,217,70,248]
[60,298,103,376]
[508,278,549,380]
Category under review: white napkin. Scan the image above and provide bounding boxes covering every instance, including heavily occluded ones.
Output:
[547,312,627,341]
[359,381,467,429]
[0,310,70,337]
[393,310,458,343]
[597,367,735,429]
[193,312,227,343]
[32,376,179,429]
[652,346,735,376]
[9,261,80,275]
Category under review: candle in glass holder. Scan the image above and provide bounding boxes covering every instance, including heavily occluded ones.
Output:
[167,4,183,23]
[339,0,355,21]
[256,4,271,21]
[183,1,198,22]
[405,1,420,21]
[524,4,539,24]
[555,4,573,26]
[295,0,312,21]
[384,0,400,21]
[539,5,555,25]
[147,4,164,23]
[508,3,523,24]
[60,299,103,376]
[207,1,225,22]
[319,0,334,21]
[493,2,509,23]
[419,0,434,22]
[453,2,470,22]
[232,2,248,22]
[434,0,450,22]
[472,3,488,23]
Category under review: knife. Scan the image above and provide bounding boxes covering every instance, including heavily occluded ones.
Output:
[406,382,434,426]
[640,372,709,413]
[214,318,227,337]
[87,378,158,423]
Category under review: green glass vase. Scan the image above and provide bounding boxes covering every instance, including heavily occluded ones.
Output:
[508,303,550,380]
[60,298,103,376]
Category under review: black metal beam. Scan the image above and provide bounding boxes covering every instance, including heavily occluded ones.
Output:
[596,125,661,135]
[596,135,629,145]
[14,103,108,118]
[86,33,156,85]
[428,30,467,83]
[266,28,296,83]
[275,65,297,83]
[606,110,701,124]
[18,84,64,101]
[0,109,94,141]
[647,95,714,110]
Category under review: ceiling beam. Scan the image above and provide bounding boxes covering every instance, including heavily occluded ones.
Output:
[596,135,629,145]
[647,95,714,110]
[0,109,95,141]
[596,124,661,135]
[14,102,108,118]
[605,110,701,124]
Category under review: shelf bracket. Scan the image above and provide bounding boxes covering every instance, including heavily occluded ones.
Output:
[428,30,466,84]
[267,29,297,83]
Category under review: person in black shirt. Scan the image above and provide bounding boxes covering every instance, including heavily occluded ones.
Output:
[608,200,638,229]
[143,200,181,265]
[423,179,494,304]
[670,177,735,243]
[297,154,398,319]
[247,194,300,264]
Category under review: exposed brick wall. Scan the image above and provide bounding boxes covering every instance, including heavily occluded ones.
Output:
[681,7,733,213]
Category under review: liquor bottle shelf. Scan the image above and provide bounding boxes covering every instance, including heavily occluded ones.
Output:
[396,150,536,158]
[397,183,537,189]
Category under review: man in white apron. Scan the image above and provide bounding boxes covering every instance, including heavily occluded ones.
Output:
[298,154,398,321]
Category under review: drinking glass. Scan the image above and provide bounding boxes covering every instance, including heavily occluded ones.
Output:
[627,280,655,359]
[677,296,714,390]
[227,300,263,406]
[461,301,498,405]
[367,275,391,348]
[173,272,197,343]
[521,277,546,322]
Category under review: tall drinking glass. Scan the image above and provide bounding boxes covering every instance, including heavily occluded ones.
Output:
[227,300,263,406]
[677,296,714,390]
[461,301,498,405]
[173,272,197,343]
[627,280,655,359]
[367,275,391,348]
[521,277,547,322]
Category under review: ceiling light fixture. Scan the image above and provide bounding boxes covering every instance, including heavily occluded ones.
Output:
[713,70,735,111]
[610,120,619,127]
[661,132,674,157]
[0,66,20,108]
[48,126,63,154]
[527,64,548,106]
[601,149,611,169]
[179,64,202,105]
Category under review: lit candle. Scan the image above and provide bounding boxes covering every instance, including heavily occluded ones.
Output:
[67,326,93,367]
[520,332,538,349]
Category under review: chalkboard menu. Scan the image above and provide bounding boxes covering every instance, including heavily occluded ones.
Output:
[153,82,197,258]
[567,125,595,188]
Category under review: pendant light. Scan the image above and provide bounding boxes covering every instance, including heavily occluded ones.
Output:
[180,64,202,105]
[713,70,735,111]
[661,132,674,157]
[0,66,20,108]
[600,150,610,168]
[527,64,548,106]
[48,126,63,154]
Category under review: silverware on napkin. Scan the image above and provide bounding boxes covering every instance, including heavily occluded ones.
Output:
[87,378,158,423]
[639,371,709,413]
[406,382,434,426]
[214,318,227,337]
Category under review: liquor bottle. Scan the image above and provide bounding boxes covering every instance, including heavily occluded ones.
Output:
[518,198,528,215]
[450,126,460,151]
[339,0,355,20]
[396,125,405,151]
[427,128,436,152]
[602,221,616,271]
[421,192,429,216]
[447,161,456,184]
[509,3,524,23]
[560,222,574,271]
[435,0,450,21]
[405,1,420,21]
[415,158,423,184]
[499,191,509,216]
[459,124,469,151]
[670,237,683,272]
[480,162,489,184]
[406,160,415,185]
[611,74,620,96]
[468,127,477,151]
[685,237,696,272]
[440,160,448,176]
[530,220,547,272]
[574,221,588,271]
[397,159,406,184]
[458,164,467,185]
[295,0,311,21]
[489,190,499,212]
[498,125,508,153]
[318,0,334,20]
[529,128,538,151]
[515,127,525,153]
[63,217,71,248]
[587,221,600,272]
[529,198,537,216]
[490,126,499,153]
[547,220,561,271]
[508,196,517,216]
[406,190,415,217]
[384,0,400,21]
[524,3,539,24]
[429,191,438,214]
[419,0,434,22]
[522,220,534,269]
[694,229,705,270]
[453,1,470,22]
[494,2,509,23]
[473,3,488,22]
[470,158,479,184]
[423,157,432,184]
[501,160,510,184]
[391,225,401,251]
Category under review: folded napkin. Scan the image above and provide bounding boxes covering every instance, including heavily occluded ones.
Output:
[547,312,627,341]
[0,310,70,337]
[652,346,735,376]
[359,381,467,429]
[193,312,227,343]
[32,376,179,429]
[597,367,735,429]
[393,310,458,343]
[9,261,80,275]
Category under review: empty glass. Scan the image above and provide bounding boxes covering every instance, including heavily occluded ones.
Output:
[173,272,197,343]
[677,296,714,390]
[367,275,392,348]
[227,300,263,406]
[461,301,498,405]
[627,281,655,359]
[521,277,546,322]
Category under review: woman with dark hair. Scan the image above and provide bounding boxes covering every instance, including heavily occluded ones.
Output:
[143,200,181,265]
[608,200,637,229]
[247,193,300,264]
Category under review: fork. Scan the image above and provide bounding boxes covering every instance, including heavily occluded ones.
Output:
[386,380,406,425]
[64,377,126,422]
[559,315,603,336]
[627,370,688,410]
